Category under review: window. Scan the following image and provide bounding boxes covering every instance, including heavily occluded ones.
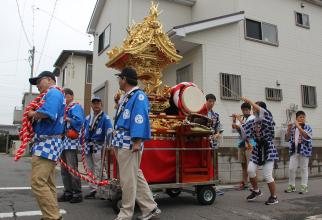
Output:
[86,64,92,84]
[220,73,241,100]
[62,67,67,88]
[265,88,282,101]
[301,85,317,108]
[295,12,310,28]
[176,65,192,84]
[94,80,109,113]
[98,24,111,54]
[245,19,278,46]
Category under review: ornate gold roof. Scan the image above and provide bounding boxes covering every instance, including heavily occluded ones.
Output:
[106,1,182,96]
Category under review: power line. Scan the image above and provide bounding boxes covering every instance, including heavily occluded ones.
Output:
[0,59,26,64]
[36,7,89,36]
[34,49,56,60]
[36,0,58,72]
[15,0,32,47]
[32,2,36,46]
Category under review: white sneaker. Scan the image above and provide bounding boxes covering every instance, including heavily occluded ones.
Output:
[137,207,161,220]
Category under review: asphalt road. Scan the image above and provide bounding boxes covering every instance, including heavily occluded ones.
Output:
[1,154,322,220]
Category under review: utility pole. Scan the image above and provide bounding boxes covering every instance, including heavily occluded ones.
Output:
[28,46,35,93]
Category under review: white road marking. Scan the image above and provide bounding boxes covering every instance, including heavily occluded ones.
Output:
[306,215,322,220]
[0,209,66,218]
[0,185,89,190]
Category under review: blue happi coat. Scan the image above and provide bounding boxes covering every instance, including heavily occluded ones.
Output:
[112,88,151,150]
[288,124,313,157]
[208,110,222,148]
[32,87,66,161]
[83,112,113,154]
[241,107,279,165]
[63,103,85,150]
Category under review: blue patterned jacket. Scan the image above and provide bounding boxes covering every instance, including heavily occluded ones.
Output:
[288,124,313,157]
[241,107,279,164]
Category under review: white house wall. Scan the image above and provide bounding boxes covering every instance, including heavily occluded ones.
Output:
[191,0,238,21]
[182,24,245,138]
[91,0,322,137]
[92,0,129,117]
[238,0,322,136]
[92,0,193,118]
[132,0,192,32]
[163,45,203,88]
[57,56,86,107]
[179,0,322,138]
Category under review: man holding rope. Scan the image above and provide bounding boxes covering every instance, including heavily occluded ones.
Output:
[112,67,161,220]
[58,88,85,203]
[28,71,65,220]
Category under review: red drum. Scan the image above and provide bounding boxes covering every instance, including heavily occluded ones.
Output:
[171,82,205,115]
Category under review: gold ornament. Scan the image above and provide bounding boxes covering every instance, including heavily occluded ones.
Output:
[106,1,182,100]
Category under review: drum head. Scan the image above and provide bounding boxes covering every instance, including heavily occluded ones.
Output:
[181,86,205,113]
[171,82,196,108]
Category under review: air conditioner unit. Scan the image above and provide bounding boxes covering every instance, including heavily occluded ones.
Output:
[279,125,289,147]
[289,103,298,112]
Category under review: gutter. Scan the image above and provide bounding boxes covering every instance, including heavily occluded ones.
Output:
[303,0,322,7]
[164,0,196,6]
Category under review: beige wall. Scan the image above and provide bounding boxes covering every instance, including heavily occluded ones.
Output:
[179,0,322,137]
[57,55,86,107]
[192,0,238,21]
[91,0,193,118]
[163,45,203,88]
[90,0,322,137]
[238,0,322,136]
[132,0,192,31]
[92,0,128,118]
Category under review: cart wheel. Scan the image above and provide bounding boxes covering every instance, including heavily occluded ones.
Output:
[196,186,216,205]
[166,188,182,198]
[111,192,122,214]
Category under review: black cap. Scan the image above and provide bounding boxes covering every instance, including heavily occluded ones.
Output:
[115,67,138,80]
[91,96,102,102]
[29,71,56,85]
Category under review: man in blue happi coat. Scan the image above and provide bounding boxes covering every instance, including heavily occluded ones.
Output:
[58,88,85,203]
[83,96,113,199]
[112,67,161,220]
[28,71,65,220]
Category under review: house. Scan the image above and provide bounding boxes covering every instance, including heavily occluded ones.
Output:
[87,0,322,182]
[0,124,19,153]
[13,92,40,125]
[86,0,194,116]
[53,50,93,115]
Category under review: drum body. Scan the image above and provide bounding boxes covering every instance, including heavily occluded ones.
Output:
[187,113,213,128]
[171,82,205,115]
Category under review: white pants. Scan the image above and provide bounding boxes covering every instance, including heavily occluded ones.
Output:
[115,148,157,220]
[85,150,106,191]
[248,161,275,183]
[288,153,309,187]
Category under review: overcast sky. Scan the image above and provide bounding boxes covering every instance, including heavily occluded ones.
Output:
[0,0,96,124]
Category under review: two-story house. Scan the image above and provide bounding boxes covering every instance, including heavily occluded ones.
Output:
[87,0,322,182]
[53,50,93,115]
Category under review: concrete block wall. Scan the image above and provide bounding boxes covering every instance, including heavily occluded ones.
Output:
[217,137,322,184]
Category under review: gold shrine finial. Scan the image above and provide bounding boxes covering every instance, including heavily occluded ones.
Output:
[106,1,182,98]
